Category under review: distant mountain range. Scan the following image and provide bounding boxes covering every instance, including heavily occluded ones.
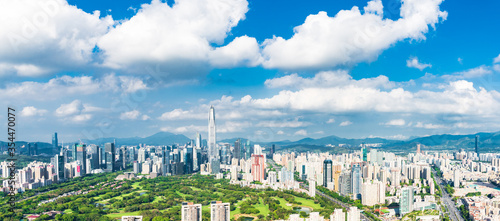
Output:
[2,131,500,155]
[78,132,192,146]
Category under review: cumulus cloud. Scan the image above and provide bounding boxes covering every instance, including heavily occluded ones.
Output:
[98,0,258,78]
[250,73,500,117]
[494,54,500,64]
[326,118,336,124]
[20,106,47,117]
[442,65,492,80]
[340,121,353,126]
[406,57,431,70]
[261,0,447,70]
[256,118,310,128]
[0,0,113,76]
[120,110,141,120]
[265,71,394,89]
[158,108,205,120]
[55,100,98,123]
[294,129,307,136]
[415,122,446,129]
[0,74,148,101]
[385,119,406,126]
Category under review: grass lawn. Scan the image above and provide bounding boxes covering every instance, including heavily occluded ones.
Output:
[293,196,322,211]
[106,211,142,218]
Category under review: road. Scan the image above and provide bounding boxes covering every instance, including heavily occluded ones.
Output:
[432,170,464,221]
[268,160,372,221]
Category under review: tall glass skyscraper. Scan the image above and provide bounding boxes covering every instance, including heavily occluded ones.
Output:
[208,106,219,174]
[351,164,362,200]
[208,106,217,160]
[323,159,333,187]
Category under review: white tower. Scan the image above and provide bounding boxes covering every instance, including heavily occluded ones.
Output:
[208,106,217,160]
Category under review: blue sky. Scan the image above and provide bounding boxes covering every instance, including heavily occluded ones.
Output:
[1,0,500,143]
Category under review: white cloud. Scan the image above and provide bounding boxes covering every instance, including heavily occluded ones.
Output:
[326,118,336,124]
[265,71,394,89]
[340,121,352,126]
[250,73,500,117]
[494,54,500,64]
[294,129,307,136]
[20,106,47,117]
[442,65,492,80]
[72,114,92,123]
[458,57,463,64]
[98,0,256,77]
[256,118,310,128]
[55,100,85,117]
[0,74,148,101]
[277,130,285,135]
[55,100,98,123]
[0,0,113,76]
[415,122,447,129]
[209,35,262,67]
[120,110,141,120]
[141,115,150,121]
[261,0,447,70]
[158,109,204,120]
[385,119,406,126]
[406,57,431,70]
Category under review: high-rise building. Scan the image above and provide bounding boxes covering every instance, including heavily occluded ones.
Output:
[195,133,202,149]
[416,144,421,154]
[323,159,333,188]
[122,147,127,170]
[339,171,352,196]
[351,164,362,200]
[347,207,360,221]
[475,135,479,154]
[400,186,414,215]
[76,144,87,175]
[270,144,275,158]
[251,154,265,182]
[361,180,385,206]
[361,146,368,162]
[52,132,58,153]
[105,143,115,172]
[331,208,345,221]
[210,201,230,221]
[309,179,316,197]
[234,139,241,160]
[454,169,461,188]
[52,154,65,182]
[181,202,202,221]
[208,106,217,161]
[184,147,193,174]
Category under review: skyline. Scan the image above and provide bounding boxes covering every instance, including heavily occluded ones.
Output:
[2,0,500,143]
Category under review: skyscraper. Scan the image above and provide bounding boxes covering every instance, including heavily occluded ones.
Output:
[76,144,86,175]
[52,132,58,153]
[210,201,230,221]
[351,164,362,200]
[400,186,414,215]
[105,143,115,172]
[362,146,368,162]
[347,207,360,221]
[195,133,202,149]
[208,106,217,160]
[182,202,202,221]
[270,144,275,158]
[251,154,265,182]
[416,144,421,154]
[323,159,333,188]
[475,135,479,154]
[234,139,241,160]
